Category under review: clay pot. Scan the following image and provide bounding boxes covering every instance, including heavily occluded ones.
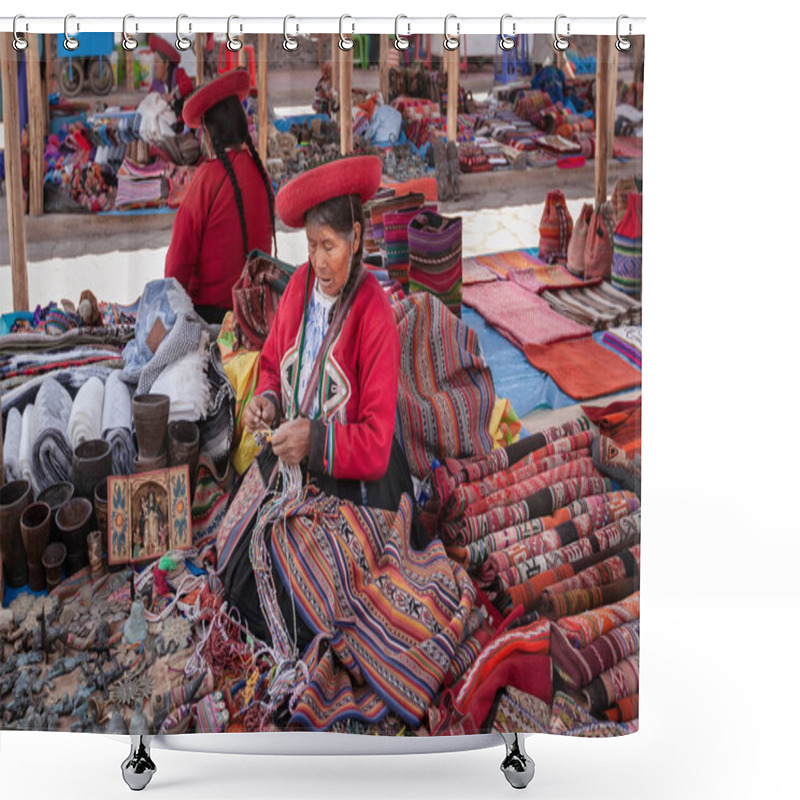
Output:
[132,394,170,459]
[55,497,93,576]
[0,479,33,588]
[20,501,52,591]
[168,420,200,489]
[42,542,67,591]
[87,530,106,580]
[134,452,168,474]
[94,479,109,537]
[72,439,113,500]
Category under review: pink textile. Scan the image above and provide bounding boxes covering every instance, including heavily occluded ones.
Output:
[511,265,602,295]
[462,281,592,349]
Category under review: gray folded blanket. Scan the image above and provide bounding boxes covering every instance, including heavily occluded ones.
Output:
[3,407,23,482]
[31,377,74,492]
[101,371,135,475]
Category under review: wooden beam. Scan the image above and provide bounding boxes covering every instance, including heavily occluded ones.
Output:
[606,40,619,169]
[43,34,52,131]
[195,33,204,86]
[339,45,353,154]
[257,34,269,162]
[633,35,644,105]
[125,48,135,93]
[379,34,389,102]
[446,47,458,145]
[594,36,610,208]
[331,34,340,120]
[25,34,45,217]
[0,33,30,311]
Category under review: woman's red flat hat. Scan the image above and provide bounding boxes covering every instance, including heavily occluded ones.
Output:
[183,69,251,129]
[148,34,181,65]
[276,155,383,229]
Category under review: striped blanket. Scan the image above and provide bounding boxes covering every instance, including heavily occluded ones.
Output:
[271,493,476,730]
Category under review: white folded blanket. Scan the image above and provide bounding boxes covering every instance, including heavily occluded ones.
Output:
[149,341,212,423]
[20,404,36,492]
[67,376,105,447]
[101,371,135,475]
[3,407,23,482]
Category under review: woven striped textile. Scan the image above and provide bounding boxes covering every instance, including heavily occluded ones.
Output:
[383,205,435,292]
[408,210,464,318]
[510,262,602,294]
[271,493,476,730]
[367,191,426,250]
[580,654,639,715]
[556,590,640,649]
[542,543,641,600]
[550,690,637,736]
[540,577,639,620]
[612,193,643,298]
[462,282,592,351]
[393,292,495,480]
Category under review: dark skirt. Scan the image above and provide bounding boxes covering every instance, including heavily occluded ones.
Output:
[221,435,428,650]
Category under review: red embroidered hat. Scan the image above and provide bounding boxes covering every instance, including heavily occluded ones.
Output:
[148,34,181,64]
[276,155,383,229]
[182,69,251,129]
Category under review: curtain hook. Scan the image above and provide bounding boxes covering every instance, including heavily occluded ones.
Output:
[394,15,410,51]
[499,14,516,51]
[227,15,243,52]
[283,16,299,51]
[12,15,28,51]
[64,13,79,51]
[443,14,459,51]
[553,14,570,52]
[339,15,354,51]
[175,14,192,52]
[616,15,632,51]
[122,15,138,52]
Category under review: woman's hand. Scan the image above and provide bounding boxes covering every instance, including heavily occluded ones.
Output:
[244,395,276,435]
[271,419,312,466]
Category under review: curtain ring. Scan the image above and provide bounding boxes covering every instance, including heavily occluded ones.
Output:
[122,15,138,52]
[339,15,354,51]
[283,16,299,51]
[12,15,28,51]
[64,14,79,51]
[227,15,243,52]
[394,15,410,51]
[616,15,632,52]
[499,14,516,51]
[175,14,192,52]
[443,14,459,51]
[553,14,570,52]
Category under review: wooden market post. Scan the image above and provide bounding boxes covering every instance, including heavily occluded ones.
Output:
[339,44,353,154]
[195,33,204,86]
[446,45,458,146]
[331,34,339,120]
[606,40,619,168]
[25,34,45,217]
[257,34,269,162]
[43,34,52,130]
[0,33,30,311]
[379,34,389,102]
[594,35,611,208]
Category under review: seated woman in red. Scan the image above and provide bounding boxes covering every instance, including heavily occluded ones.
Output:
[222,155,424,646]
[164,70,275,324]
[147,35,194,123]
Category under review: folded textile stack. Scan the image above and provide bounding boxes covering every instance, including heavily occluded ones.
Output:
[150,339,212,423]
[602,326,642,368]
[101,370,135,475]
[66,376,105,447]
[30,377,74,493]
[540,284,642,330]
[3,407,23,482]
[0,346,123,393]
[384,204,436,292]
[114,158,167,210]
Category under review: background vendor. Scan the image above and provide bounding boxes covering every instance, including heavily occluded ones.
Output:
[147,34,194,123]
[164,69,276,325]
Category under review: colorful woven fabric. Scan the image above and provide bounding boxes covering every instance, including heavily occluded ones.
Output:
[491,686,552,734]
[580,654,639,715]
[368,191,426,249]
[582,398,642,456]
[393,292,495,480]
[541,283,642,330]
[538,190,574,263]
[473,248,543,278]
[511,259,601,294]
[550,690,637,736]
[603,694,639,722]
[550,618,640,689]
[271,493,476,730]
[384,205,435,292]
[612,193,643,298]
[408,210,464,318]
[556,590,640,649]
[540,577,639,620]
[455,490,639,571]
[543,544,641,599]
[463,282,592,351]
[524,336,642,400]
[602,326,642,368]
[462,257,501,286]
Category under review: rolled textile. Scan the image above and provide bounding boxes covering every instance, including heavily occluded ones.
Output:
[540,577,639,620]
[543,544,641,598]
[19,405,35,488]
[3,407,23,481]
[31,377,74,492]
[67,376,105,448]
[550,619,640,690]
[556,590,640,649]
[580,654,639,715]
[149,340,212,423]
[101,371,135,475]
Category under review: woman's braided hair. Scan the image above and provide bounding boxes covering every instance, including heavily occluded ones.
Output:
[304,194,365,323]
[202,95,277,258]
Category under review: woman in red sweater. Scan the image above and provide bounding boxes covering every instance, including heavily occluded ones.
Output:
[222,155,425,646]
[164,69,275,324]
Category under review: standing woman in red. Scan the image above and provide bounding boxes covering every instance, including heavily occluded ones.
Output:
[164,70,276,324]
[147,34,194,123]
